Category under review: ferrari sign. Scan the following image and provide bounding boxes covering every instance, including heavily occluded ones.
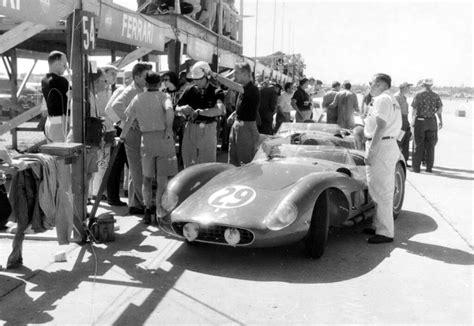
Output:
[98,3,165,51]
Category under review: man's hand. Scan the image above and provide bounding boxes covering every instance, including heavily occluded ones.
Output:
[438,121,443,130]
[189,109,201,121]
[176,105,194,116]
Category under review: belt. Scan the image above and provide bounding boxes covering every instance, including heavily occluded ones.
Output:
[416,116,435,120]
[191,120,216,124]
[366,136,395,141]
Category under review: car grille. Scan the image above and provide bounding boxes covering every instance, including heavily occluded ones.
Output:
[172,222,254,246]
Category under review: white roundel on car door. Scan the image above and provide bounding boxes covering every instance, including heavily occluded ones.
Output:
[208,185,257,209]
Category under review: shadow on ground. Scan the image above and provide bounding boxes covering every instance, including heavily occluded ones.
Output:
[1,210,472,325]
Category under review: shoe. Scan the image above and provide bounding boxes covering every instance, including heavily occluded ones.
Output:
[143,208,152,225]
[411,168,420,173]
[426,169,433,173]
[108,200,127,206]
[368,235,394,244]
[362,228,376,235]
[128,207,145,215]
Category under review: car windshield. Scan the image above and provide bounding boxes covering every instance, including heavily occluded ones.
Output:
[255,142,356,165]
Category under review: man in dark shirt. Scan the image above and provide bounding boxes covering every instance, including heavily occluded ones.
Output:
[410,78,443,173]
[176,61,225,168]
[228,62,260,166]
[322,81,341,124]
[291,78,312,122]
[258,83,280,135]
[41,51,69,143]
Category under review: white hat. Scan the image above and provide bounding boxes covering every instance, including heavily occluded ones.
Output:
[422,78,434,86]
[188,61,211,80]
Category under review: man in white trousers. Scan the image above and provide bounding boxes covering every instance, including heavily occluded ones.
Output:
[363,73,402,244]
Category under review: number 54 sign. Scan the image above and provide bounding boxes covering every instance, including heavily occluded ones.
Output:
[81,12,96,54]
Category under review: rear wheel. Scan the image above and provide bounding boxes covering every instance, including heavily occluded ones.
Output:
[305,190,330,259]
[393,162,406,219]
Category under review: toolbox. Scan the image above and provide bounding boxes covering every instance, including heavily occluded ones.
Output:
[39,142,83,158]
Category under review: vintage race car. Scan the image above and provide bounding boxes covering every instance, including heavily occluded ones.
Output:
[159,124,406,258]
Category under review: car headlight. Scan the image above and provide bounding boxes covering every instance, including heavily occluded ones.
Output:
[265,200,298,231]
[161,190,178,212]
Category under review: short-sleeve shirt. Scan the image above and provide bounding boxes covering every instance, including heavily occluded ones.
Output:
[177,83,225,122]
[41,73,69,117]
[364,90,402,138]
[235,81,260,121]
[292,87,311,111]
[125,90,171,132]
[411,89,443,118]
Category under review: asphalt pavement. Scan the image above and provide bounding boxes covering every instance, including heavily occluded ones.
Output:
[0,112,472,324]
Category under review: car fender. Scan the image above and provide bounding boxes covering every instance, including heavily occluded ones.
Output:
[282,171,363,228]
[165,162,235,207]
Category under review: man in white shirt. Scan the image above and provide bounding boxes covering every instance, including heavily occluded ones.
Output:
[363,73,402,244]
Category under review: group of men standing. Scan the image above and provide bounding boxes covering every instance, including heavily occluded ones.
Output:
[40,51,261,225]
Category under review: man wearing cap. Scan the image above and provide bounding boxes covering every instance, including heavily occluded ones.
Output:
[363,73,402,244]
[394,82,413,162]
[176,61,225,168]
[109,62,153,214]
[291,78,312,122]
[410,78,443,173]
[125,72,178,224]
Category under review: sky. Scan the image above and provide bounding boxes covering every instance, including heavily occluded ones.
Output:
[2,0,472,87]
[113,0,473,87]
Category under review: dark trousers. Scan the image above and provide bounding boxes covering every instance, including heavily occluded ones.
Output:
[326,108,338,124]
[107,141,128,201]
[412,117,438,171]
[258,119,274,135]
[398,114,411,162]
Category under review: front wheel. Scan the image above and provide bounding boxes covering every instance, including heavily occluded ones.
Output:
[393,162,406,219]
[304,190,330,259]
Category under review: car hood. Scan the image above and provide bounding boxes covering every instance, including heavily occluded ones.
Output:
[170,159,340,229]
[209,159,337,191]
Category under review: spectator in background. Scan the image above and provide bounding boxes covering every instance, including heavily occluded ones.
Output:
[329,81,359,129]
[228,62,260,166]
[394,82,413,163]
[197,0,218,30]
[291,78,312,122]
[314,80,325,98]
[274,82,294,133]
[222,87,238,151]
[322,81,340,124]
[411,78,443,173]
[258,83,281,135]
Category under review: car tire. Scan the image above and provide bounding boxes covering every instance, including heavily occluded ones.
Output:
[393,162,405,220]
[304,190,330,259]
